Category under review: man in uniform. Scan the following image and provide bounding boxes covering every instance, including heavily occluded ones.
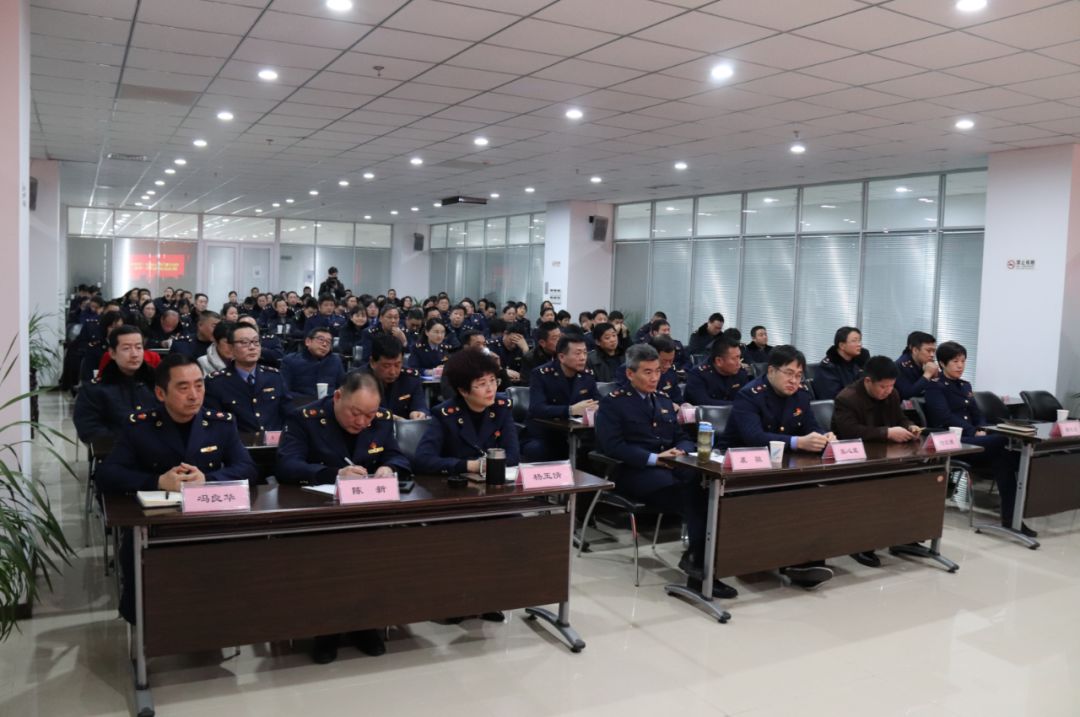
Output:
[306,294,346,336]
[520,321,560,385]
[720,345,837,588]
[358,334,428,419]
[487,318,527,378]
[204,322,290,433]
[595,344,737,599]
[97,354,257,622]
[172,311,220,359]
[814,326,870,400]
[684,336,751,406]
[359,304,409,358]
[276,371,409,663]
[281,327,346,398]
[648,319,692,372]
[894,331,939,399]
[616,336,686,404]
[74,326,157,442]
[523,334,599,461]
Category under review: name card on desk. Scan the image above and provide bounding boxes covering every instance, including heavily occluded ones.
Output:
[1051,420,1080,438]
[336,476,400,504]
[518,461,574,489]
[581,405,597,427]
[181,480,251,514]
[262,430,281,446]
[678,405,697,424]
[822,438,866,462]
[924,431,962,452]
[722,447,771,471]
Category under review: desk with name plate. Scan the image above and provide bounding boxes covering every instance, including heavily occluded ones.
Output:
[662,441,983,623]
[983,422,1080,549]
[103,471,611,717]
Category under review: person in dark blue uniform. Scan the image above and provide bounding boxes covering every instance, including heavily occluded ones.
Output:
[646,319,692,372]
[338,305,370,360]
[358,304,409,360]
[744,326,773,364]
[520,321,560,385]
[358,334,428,419]
[595,344,737,599]
[276,371,409,663]
[523,335,599,461]
[79,310,123,383]
[616,336,686,404]
[146,308,185,349]
[97,354,258,623]
[633,311,666,344]
[281,327,346,398]
[486,318,527,379]
[813,326,870,400]
[923,341,1030,536]
[305,294,346,336]
[894,331,939,399]
[684,336,751,406]
[204,322,291,433]
[444,305,469,348]
[587,322,624,382]
[171,311,220,360]
[234,315,284,367]
[720,345,838,589]
[262,296,297,337]
[406,318,454,371]
[74,326,157,442]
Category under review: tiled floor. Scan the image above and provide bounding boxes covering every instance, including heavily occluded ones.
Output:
[4,393,1080,716]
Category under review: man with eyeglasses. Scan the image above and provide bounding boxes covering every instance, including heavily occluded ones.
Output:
[204,323,291,433]
[523,334,599,461]
[720,344,837,589]
[281,327,346,398]
[276,371,410,664]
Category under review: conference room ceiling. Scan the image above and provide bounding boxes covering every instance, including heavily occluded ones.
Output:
[30,0,1080,224]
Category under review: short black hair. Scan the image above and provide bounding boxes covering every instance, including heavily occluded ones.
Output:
[213,321,234,342]
[650,318,670,333]
[379,303,400,317]
[424,317,445,332]
[155,353,201,391]
[107,325,142,350]
[577,311,593,323]
[536,320,560,343]
[722,327,742,343]
[936,341,967,365]
[709,336,741,361]
[488,318,507,335]
[750,325,766,339]
[338,370,379,396]
[864,355,900,382]
[306,326,332,340]
[556,310,571,322]
[833,326,861,347]
[228,322,259,343]
[197,311,220,324]
[444,347,501,395]
[592,321,615,342]
[318,293,336,304]
[406,308,423,321]
[609,310,623,321]
[906,331,936,352]
[460,329,485,347]
[649,336,676,355]
[768,344,806,371]
[370,333,404,361]
[555,334,586,355]
[327,266,338,274]
[303,297,318,310]
[651,311,667,320]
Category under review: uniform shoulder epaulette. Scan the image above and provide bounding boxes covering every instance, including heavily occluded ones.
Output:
[608,388,629,398]
[695,364,709,373]
[207,369,227,379]
[929,376,942,384]
[441,404,459,416]
[899,359,914,368]
[376,408,392,420]
[128,409,157,423]
[302,407,326,418]
[751,383,766,394]
[204,409,233,421]
[496,396,511,408]
[581,366,594,375]
[261,364,280,373]
[820,356,833,366]
[656,388,670,399]
[540,365,556,375]
[402,367,419,377]
[797,384,811,393]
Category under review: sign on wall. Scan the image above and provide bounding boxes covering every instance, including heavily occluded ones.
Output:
[1006,259,1035,270]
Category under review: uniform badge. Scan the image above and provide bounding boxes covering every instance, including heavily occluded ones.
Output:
[368,442,384,454]
[200,445,218,453]
[793,408,803,417]
[263,387,275,392]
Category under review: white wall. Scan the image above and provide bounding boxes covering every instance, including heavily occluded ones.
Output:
[977,144,1080,401]
[29,159,63,382]
[389,221,431,301]
[544,200,613,317]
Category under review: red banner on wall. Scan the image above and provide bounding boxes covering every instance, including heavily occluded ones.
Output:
[129,254,186,279]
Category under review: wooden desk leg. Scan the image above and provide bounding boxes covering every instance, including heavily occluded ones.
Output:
[889,457,961,573]
[131,527,155,717]
[664,477,731,623]
[974,442,1040,549]
[525,493,587,653]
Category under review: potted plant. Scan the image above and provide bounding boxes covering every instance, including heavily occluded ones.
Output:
[0,333,75,638]
[27,312,61,432]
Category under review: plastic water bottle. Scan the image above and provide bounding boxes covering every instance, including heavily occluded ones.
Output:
[697,421,714,462]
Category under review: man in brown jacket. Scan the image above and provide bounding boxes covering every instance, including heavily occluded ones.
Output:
[831,355,923,568]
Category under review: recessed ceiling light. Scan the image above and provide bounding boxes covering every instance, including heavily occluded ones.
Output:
[255,208,263,213]
[565,108,584,120]
[820,204,836,209]
[258,68,278,81]
[433,202,441,207]
[710,63,734,81]
[954,118,975,130]
[164,168,176,175]
[362,172,375,179]
[217,110,233,121]
[146,190,156,196]
[362,214,371,220]
[789,130,806,154]
[924,217,937,222]
[490,192,500,199]
[918,197,935,204]
[326,0,353,10]
[174,158,186,166]
[524,186,535,193]
[193,139,208,148]
[956,0,987,11]
[390,210,399,215]
[272,202,280,208]
[338,179,349,187]
[590,176,602,183]
[674,161,688,170]
[895,186,911,193]
[134,202,143,207]
[309,189,319,196]
[154,180,165,186]
[410,157,423,166]
[140,195,150,200]
[473,136,489,146]
[285,198,294,203]
[410,207,419,212]
[762,197,777,203]
[664,206,676,211]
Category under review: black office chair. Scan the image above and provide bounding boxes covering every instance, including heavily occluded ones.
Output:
[690,353,707,367]
[805,362,821,380]
[695,404,732,433]
[596,381,617,397]
[810,400,834,432]
[506,385,529,431]
[803,379,817,400]
[393,418,431,463]
[752,362,768,378]
[974,391,1010,424]
[1020,390,1065,422]
[578,451,665,587]
[909,397,929,428]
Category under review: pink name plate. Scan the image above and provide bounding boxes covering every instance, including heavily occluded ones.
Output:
[822,438,867,462]
[582,406,597,427]
[722,447,771,471]
[924,431,962,452]
[1051,420,1080,438]
[181,480,251,514]
[518,461,574,489]
[336,476,400,505]
[262,430,282,446]
[678,405,697,424]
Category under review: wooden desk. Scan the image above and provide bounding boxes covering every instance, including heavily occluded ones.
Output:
[662,442,982,623]
[104,472,610,717]
[984,423,1080,548]
[533,417,595,469]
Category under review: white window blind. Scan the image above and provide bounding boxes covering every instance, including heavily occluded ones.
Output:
[690,239,740,335]
[936,232,984,381]
[354,248,391,296]
[484,248,507,305]
[429,251,448,297]
[794,235,860,358]
[505,246,532,304]
[650,241,692,340]
[463,250,484,299]
[739,237,795,345]
[859,233,938,359]
[528,244,545,310]
[613,242,650,329]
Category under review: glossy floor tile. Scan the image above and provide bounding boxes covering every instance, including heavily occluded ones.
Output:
[4,393,1080,716]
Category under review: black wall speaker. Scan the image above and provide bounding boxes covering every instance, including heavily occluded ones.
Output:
[29,177,37,211]
[413,232,424,251]
[589,215,608,241]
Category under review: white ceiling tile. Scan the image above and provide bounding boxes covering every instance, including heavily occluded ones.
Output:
[595,113,683,131]
[33,0,136,18]
[1037,39,1080,66]
[462,92,551,113]
[867,71,987,99]
[487,19,617,56]
[121,68,212,92]
[434,106,515,124]
[873,31,1016,70]
[386,82,478,104]
[233,38,343,70]
[1030,116,1080,135]
[733,72,848,100]
[968,3,1080,50]
[325,52,432,81]
[745,100,840,121]
[365,96,449,116]
[946,53,1078,86]
[31,6,133,44]
[862,100,955,122]
[700,0,865,32]
[808,87,912,111]
[571,89,659,112]
[31,35,127,64]
[580,37,704,72]
[32,57,121,83]
[437,0,553,12]
[250,11,372,50]
[203,93,279,113]
[383,0,518,41]
[986,100,1080,124]
[801,54,923,85]
[534,59,644,88]
[636,100,723,121]
[125,47,224,76]
[207,77,296,101]
[416,65,518,91]
[662,57,779,85]
[218,59,313,86]
[138,0,261,34]
[1004,72,1080,101]
[448,44,560,75]
[537,0,684,34]
[268,0,408,24]
[805,112,897,131]
[974,124,1062,143]
[680,87,780,110]
[635,11,774,53]
[725,34,855,70]
[352,28,472,63]
[884,0,1063,29]
[610,74,714,100]
[795,7,945,52]
[500,77,594,102]
[307,72,401,95]
[932,87,1046,112]
[130,23,241,57]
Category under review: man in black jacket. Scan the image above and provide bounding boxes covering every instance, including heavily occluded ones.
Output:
[74,325,158,442]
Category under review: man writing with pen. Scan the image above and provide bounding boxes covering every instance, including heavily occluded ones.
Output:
[276,370,411,665]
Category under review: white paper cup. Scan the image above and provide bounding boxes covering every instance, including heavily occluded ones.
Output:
[769,440,785,463]
[92,370,99,379]
[949,426,963,439]
[316,382,328,399]
[1057,409,1069,423]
